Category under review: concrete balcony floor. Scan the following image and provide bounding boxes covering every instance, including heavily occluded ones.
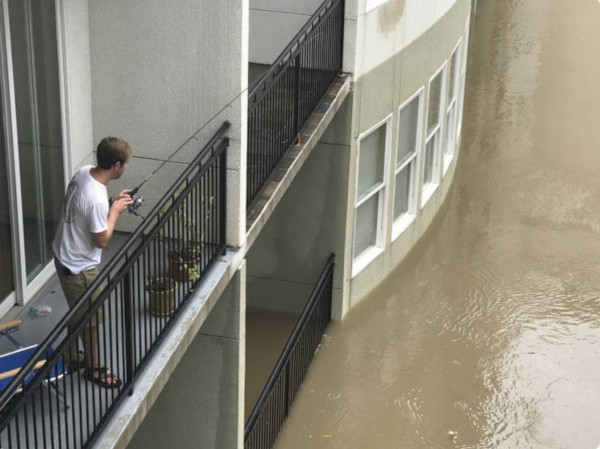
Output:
[0,233,130,356]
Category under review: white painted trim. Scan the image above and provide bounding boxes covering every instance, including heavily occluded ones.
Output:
[457,19,470,139]
[443,38,462,174]
[56,0,72,187]
[392,88,423,240]
[352,245,384,278]
[352,113,392,276]
[0,0,26,306]
[23,262,55,304]
[422,61,447,207]
[392,212,416,241]
[0,291,16,318]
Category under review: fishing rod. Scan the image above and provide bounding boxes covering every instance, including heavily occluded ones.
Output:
[126,149,178,220]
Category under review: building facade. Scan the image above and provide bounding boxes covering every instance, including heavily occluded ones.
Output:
[0,0,470,447]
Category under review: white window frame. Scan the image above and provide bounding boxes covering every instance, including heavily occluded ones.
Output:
[392,88,423,240]
[422,62,447,207]
[443,39,462,174]
[352,114,392,277]
[456,20,470,140]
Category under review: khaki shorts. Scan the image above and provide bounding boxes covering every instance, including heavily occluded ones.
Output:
[54,258,105,328]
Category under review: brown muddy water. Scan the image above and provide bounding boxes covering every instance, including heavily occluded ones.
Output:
[273,1,600,448]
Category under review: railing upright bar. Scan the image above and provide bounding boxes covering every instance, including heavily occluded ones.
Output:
[294,54,301,134]
[124,271,134,394]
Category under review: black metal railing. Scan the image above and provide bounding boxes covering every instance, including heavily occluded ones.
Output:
[247,0,345,207]
[0,122,230,449]
[244,254,335,449]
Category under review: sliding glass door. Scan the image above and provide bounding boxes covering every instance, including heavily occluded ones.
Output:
[0,0,64,307]
[9,0,64,282]
[0,92,15,304]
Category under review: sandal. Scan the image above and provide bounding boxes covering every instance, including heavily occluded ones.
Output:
[66,351,86,373]
[84,366,122,389]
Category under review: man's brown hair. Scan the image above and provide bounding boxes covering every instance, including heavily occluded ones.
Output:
[96,137,133,169]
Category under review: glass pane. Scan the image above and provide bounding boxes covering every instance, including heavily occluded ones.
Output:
[394,165,411,220]
[445,105,456,156]
[427,70,443,135]
[354,194,379,258]
[397,95,420,167]
[447,49,458,104]
[424,135,436,184]
[357,124,386,201]
[0,93,15,302]
[9,0,64,281]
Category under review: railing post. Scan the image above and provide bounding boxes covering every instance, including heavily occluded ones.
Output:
[294,53,301,134]
[284,363,290,416]
[220,141,227,248]
[124,271,134,394]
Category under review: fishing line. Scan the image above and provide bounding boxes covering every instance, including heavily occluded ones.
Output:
[126,81,248,219]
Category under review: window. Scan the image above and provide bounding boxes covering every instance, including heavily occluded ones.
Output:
[393,90,423,239]
[353,117,391,275]
[443,41,462,173]
[422,64,446,206]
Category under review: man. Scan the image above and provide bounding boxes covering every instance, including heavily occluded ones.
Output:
[53,136,134,388]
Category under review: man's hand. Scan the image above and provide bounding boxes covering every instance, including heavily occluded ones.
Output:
[110,196,134,215]
[111,189,134,202]
[93,194,134,248]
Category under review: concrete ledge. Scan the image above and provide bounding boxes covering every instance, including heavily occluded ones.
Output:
[92,248,244,449]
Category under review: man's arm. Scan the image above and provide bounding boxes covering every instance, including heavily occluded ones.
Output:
[91,197,133,249]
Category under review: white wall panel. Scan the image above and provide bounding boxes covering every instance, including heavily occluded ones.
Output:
[61,0,94,171]
[249,9,308,64]
[357,0,459,76]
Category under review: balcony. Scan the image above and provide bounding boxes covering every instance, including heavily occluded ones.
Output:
[0,0,349,446]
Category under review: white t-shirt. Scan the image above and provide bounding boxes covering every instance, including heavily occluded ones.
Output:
[53,165,109,274]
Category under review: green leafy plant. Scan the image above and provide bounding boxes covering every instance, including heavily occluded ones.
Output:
[160,187,214,281]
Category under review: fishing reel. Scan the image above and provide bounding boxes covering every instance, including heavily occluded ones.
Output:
[128,195,144,215]
[127,186,145,218]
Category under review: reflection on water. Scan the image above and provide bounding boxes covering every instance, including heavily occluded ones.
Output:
[273,0,600,448]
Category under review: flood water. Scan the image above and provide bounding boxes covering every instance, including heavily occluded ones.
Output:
[273,1,600,448]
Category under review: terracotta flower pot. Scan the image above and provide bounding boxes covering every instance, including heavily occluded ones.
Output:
[167,248,200,282]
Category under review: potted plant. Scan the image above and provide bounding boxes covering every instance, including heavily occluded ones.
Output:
[145,276,178,316]
[163,194,213,282]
